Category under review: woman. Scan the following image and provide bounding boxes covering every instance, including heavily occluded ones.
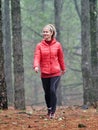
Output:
[33,24,66,118]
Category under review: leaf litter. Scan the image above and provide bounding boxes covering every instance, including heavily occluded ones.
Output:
[0,106,98,130]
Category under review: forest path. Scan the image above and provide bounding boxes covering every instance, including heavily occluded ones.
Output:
[0,106,98,130]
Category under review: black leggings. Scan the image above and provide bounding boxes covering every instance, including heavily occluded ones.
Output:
[41,76,60,114]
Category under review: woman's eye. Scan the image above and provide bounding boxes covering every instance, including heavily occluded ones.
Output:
[43,31,48,33]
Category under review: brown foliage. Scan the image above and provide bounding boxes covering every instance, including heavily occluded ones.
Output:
[0,106,98,130]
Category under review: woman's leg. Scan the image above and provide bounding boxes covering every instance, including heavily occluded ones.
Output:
[41,78,51,109]
[50,76,61,114]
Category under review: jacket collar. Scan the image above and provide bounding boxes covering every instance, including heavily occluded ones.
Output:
[41,38,56,46]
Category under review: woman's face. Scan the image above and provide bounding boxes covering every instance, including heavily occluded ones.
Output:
[42,27,53,41]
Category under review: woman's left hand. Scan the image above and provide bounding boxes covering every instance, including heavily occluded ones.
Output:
[61,70,66,75]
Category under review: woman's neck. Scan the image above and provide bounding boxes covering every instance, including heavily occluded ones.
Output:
[45,38,53,44]
[45,37,52,41]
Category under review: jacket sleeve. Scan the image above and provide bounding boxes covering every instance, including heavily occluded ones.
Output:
[58,43,66,71]
[33,44,41,69]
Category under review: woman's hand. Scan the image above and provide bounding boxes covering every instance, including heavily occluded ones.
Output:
[61,70,66,75]
[34,67,39,73]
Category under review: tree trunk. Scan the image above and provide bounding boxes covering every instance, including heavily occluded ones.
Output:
[11,0,25,109]
[54,0,63,42]
[81,0,91,104]
[41,0,45,12]
[73,0,81,21]
[54,0,63,105]
[0,0,8,109]
[3,0,13,106]
[89,0,98,102]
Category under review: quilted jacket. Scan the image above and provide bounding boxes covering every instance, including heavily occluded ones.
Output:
[33,38,66,77]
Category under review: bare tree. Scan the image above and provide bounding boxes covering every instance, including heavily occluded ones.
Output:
[0,0,8,109]
[41,0,45,12]
[81,0,91,105]
[89,0,98,102]
[54,0,63,42]
[11,0,25,109]
[81,0,98,104]
[3,0,13,106]
[54,0,63,105]
[73,0,81,21]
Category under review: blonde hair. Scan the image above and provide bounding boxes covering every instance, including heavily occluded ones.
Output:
[43,24,57,38]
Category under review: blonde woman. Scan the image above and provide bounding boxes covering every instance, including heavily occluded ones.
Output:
[33,24,66,118]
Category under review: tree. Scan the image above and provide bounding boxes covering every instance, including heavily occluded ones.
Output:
[89,0,98,102]
[73,0,81,21]
[0,0,8,109]
[54,0,63,42]
[3,0,13,106]
[81,0,91,104]
[41,0,45,12]
[11,0,25,109]
[54,0,63,105]
[81,0,98,104]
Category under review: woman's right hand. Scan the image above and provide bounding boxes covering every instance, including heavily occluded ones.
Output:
[34,67,39,73]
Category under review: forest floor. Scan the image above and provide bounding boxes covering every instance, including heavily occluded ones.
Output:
[0,106,98,130]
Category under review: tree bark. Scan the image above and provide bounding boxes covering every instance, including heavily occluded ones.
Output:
[11,0,25,109]
[54,0,63,105]
[41,0,45,12]
[0,0,8,109]
[54,0,63,42]
[89,0,98,102]
[73,0,81,21]
[81,0,91,104]
[3,0,13,106]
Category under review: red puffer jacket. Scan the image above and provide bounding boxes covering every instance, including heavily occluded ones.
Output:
[33,38,66,78]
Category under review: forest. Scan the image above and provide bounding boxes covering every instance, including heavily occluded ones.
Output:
[0,0,98,109]
[0,0,98,129]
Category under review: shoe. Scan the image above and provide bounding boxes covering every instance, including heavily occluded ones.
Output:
[50,113,55,119]
[47,108,51,115]
[47,112,50,117]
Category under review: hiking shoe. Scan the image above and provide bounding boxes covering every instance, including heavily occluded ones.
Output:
[50,113,55,119]
[47,108,51,116]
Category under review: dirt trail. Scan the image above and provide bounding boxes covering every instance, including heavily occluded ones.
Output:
[0,106,98,130]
